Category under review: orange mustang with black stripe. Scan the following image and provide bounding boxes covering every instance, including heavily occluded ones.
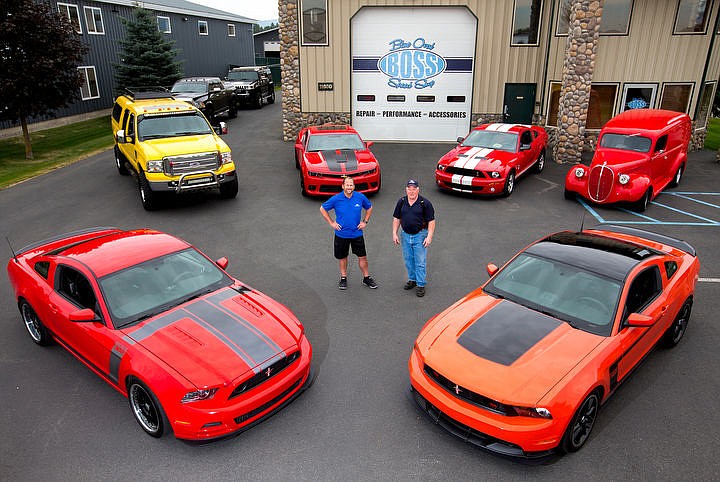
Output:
[7,228,313,441]
[409,225,699,459]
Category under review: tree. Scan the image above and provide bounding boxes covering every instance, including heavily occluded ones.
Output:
[0,0,88,159]
[113,7,183,94]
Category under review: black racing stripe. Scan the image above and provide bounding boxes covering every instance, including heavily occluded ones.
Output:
[457,301,561,366]
[321,149,358,172]
[129,310,187,341]
[184,299,282,371]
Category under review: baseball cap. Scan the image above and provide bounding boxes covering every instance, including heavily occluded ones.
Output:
[407,179,419,187]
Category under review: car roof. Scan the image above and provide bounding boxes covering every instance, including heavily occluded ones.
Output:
[175,77,221,83]
[475,123,530,134]
[527,230,662,281]
[307,124,358,135]
[115,93,196,114]
[52,230,191,278]
[230,66,267,71]
[603,109,690,134]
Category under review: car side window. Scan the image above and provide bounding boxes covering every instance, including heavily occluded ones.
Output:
[520,130,532,146]
[34,261,50,279]
[121,109,130,132]
[56,265,98,313]
[624,266,662,317]
[655,135,668,153]
[127,113,136,140]
[664,261,678,279]
[111,103,122,123]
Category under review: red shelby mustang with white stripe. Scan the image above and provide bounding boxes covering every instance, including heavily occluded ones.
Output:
[435,123,548,197]
[6,228,313,441]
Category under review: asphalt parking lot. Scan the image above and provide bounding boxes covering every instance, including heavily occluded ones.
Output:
[1,98,719,481]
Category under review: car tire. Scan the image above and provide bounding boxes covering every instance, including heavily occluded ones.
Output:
[560,390,601,453]
[634,188,652,212]
[138,172,158,211]
[661,298,692,348]
[300,173,308,197]
[295,151,300,170]
[268,90,275,104]
[114,146,130,176]
[533,150,546,174]
[127,378,168,438]
[502,171,515,197]
[563,189,575,200]
[228,103,237,119]
[255,93,263,109]
[669,164,684,187]
[205,108,215,123]
[219,177,239,199]
[19,300,52,346]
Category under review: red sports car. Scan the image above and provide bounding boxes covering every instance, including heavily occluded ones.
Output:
[435,123,548,196]
[7,228,313,441]
[409,225,699,458]
[294,124,381,196]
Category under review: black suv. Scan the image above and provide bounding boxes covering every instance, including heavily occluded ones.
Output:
[225,66,275,109]
[170,77,237,121]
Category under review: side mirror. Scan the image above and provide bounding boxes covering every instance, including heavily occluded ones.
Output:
[214,122,228,135]
[216,257,229,270]
[520,143,531,150]
[625,312,655,327]
[486,263,498,276]
[366,141,374,149]
[116,129,126,143]
[212,86,222,92]
[456,136,464,144]
[69,308,98,323]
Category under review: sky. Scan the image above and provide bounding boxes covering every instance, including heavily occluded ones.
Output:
[190,0,279,22]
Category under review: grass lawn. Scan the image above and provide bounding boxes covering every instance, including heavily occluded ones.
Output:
[0,117,114,190]
[703,117,720,151]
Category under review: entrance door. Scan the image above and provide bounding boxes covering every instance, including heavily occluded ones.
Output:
[503,84,536,124]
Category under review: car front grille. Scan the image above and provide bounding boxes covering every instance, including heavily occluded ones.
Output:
[234,376,304,425]
[443,166,488,178]
[588,164,614,202]
[164,152,220,176]
[424,364,513,416]
[318,183,369,193]
[443,182,484,192]
[229,352,300,400]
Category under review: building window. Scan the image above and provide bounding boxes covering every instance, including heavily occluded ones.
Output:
[58,3,82,34]
[198,20,208,36]
[83,6,104,35]
[300,0,328,45]
[674,0,712,33]
[557,0,633,36]
[157,16,171,34]
[78,66,99,100]
[621,83,657,111]
[660,83,693,112]
[512,0,543,46]
[547,82,617,129]
[696,81,716,127]
[228,24,236,37]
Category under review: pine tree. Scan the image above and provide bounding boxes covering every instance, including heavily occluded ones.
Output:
[113,7,183,94]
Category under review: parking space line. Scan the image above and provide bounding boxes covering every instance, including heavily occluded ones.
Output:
[663,192,720,209]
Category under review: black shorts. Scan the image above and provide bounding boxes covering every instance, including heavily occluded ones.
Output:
[334,234,367,259]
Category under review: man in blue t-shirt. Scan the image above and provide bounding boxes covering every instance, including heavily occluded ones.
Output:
[319,177,378,290]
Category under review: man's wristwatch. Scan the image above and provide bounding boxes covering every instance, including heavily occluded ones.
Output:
[364,218,370,223]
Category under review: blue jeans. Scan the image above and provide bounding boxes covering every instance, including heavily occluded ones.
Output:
[401,229,428,287]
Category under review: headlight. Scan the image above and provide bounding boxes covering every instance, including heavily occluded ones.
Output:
[511,406,553,419]
[437,164,446,171]
[147,160,163,173]
[308,171,322,177]
[490,171,501,179]
[574,167,585,178]
[220,151,232,165]
[618,174,630,185]
[181,388,218,403]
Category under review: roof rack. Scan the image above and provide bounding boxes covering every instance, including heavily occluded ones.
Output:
[123,87,174,101]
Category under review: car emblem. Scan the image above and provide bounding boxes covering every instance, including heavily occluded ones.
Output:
[454,384,461,395]
[265,367,273,377]
[190,161,200,167]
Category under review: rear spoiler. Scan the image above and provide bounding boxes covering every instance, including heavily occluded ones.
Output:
[14,227,121,257]
[589,224,696,257]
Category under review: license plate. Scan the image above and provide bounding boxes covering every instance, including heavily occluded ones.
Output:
[185,177,211,185]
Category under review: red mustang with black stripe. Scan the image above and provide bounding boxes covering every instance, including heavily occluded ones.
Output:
[7,228,313,441]
[294,124,381,196]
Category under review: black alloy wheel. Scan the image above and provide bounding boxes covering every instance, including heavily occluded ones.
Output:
[661,299,692,348]
[560,391,600,453]
[20,300,52,346]
[128,379,167,438]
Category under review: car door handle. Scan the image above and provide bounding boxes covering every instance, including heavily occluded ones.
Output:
[49,303,59,313]
[661,305,669,313]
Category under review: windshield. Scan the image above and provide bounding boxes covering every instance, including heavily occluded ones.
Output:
[138,112,212,139]
[462,130,518,152]
[307,133,365,151]
[99,248,232,328]
[171,81,206,94]
[227,71,259,82]
[484,252,621,336]
[600,133,652,153]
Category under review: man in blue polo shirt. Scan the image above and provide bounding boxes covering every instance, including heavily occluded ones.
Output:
[319,176,378,290]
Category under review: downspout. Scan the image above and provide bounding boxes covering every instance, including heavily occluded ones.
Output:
[540,0,557,121]
[694,1,720,121]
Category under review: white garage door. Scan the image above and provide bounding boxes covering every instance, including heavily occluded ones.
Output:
[351,7,477,142]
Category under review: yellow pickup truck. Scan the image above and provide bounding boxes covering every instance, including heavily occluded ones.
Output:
[111,89,237,210]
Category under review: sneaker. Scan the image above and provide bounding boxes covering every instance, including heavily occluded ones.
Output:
[403,280,417,290]
[338,277,347,290]
[362,276,378,289]
[416,286,425,297]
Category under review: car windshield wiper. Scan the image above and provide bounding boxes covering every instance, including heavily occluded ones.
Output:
[175,131,209,136]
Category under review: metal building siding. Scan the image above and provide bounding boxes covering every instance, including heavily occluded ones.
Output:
[299,0,550,114]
